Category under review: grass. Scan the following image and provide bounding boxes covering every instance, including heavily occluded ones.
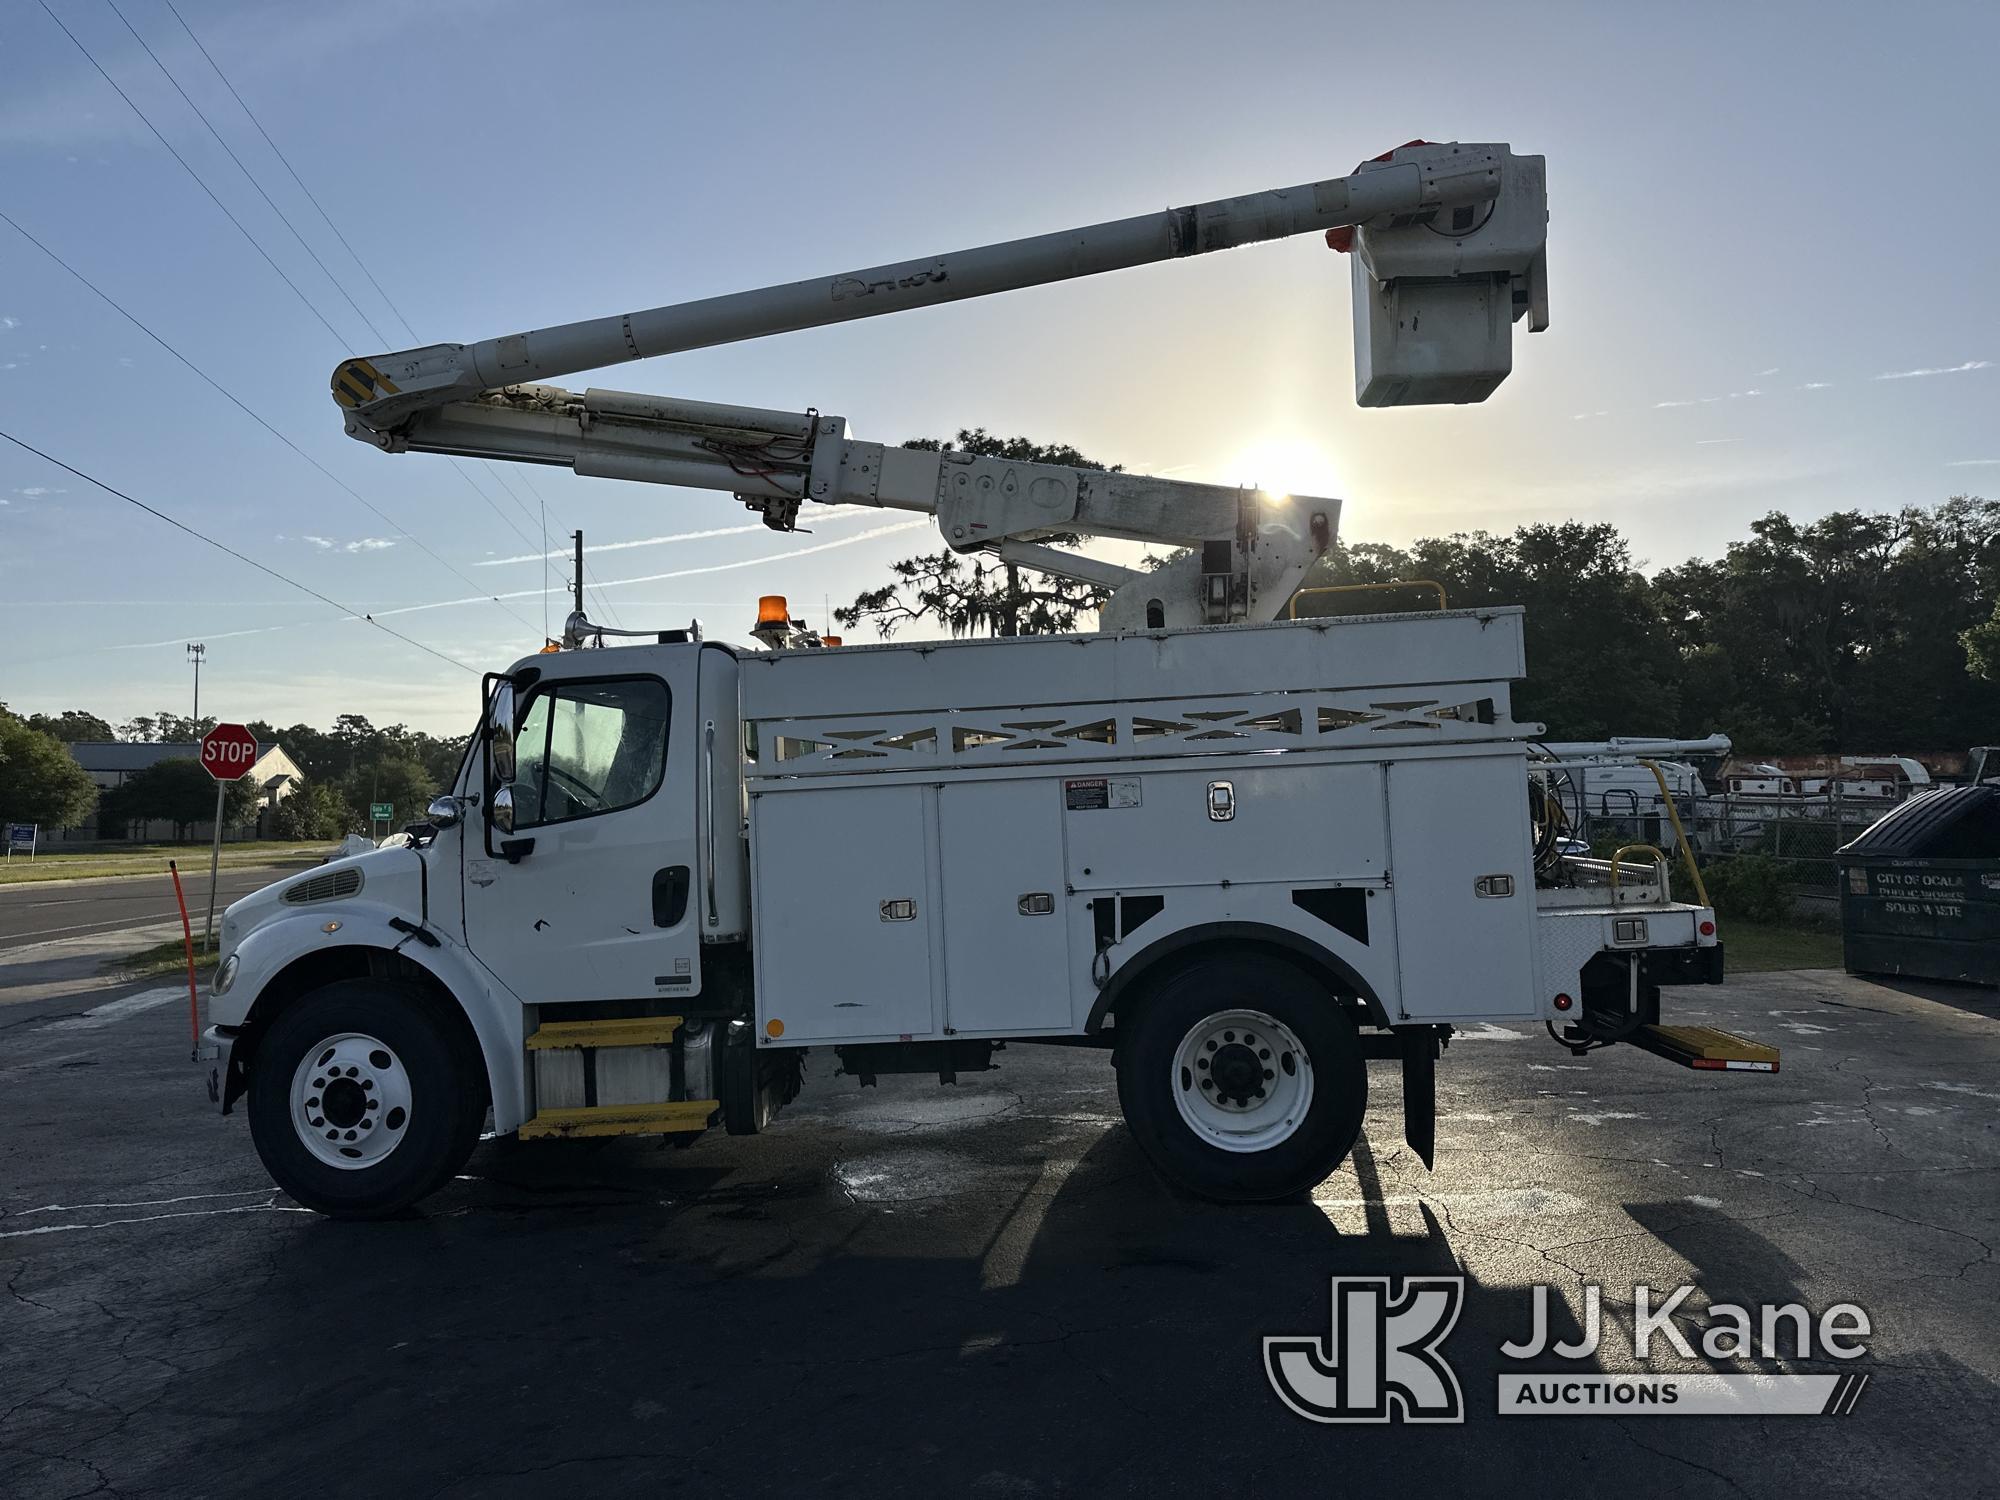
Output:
[1722,920,1845,973]
[0,840,328,886]
[108,934,220,980]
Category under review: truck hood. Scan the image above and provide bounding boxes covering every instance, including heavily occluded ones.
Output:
[219,844,427,954]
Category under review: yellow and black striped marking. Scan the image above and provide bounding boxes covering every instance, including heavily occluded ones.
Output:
[331,357,401,409]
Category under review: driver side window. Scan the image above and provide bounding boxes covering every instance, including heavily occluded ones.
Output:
[511,677,671,829]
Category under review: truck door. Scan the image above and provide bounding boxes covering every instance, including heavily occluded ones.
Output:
[463,661,703,1006]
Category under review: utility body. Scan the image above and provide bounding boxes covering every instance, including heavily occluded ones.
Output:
[198,142,1770,1218]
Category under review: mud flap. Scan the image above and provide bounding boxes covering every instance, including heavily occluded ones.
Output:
[1400,1026,1438,1169]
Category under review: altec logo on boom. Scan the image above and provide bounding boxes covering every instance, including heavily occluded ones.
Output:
[1266,1278,1873,1422]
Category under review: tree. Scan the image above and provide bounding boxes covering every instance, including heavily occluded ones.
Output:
[117,711,215,742]
[102,759,257,841]
[836,429,1122,639]
[269,780,355,841]
[1655,498,2000,750]
[1297,522,1684,740]
[1966,601,2000,683]
[0,712,98,830]
[339,750,440,829]
[24,709,115,743]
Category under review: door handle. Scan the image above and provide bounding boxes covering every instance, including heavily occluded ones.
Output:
[654,866,691,927]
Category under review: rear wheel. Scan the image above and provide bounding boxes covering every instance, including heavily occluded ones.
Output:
[247,979,485,1219]
[1115,953,1366,1202]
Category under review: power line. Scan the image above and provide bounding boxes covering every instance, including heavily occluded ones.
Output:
[35,0,349,347]
[103,0,390,347]
[67,0,604,639]
[157,0,619,636]
[161,0,420,345]
[1,428,476,675]
[0,208,539,635]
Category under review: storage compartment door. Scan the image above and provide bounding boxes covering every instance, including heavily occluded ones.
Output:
[1387,755,1536,1020]
[940,780,1073,1034]
[751,785,936,1042]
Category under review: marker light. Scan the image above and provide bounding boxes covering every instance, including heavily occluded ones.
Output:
[765,1018,786,1039]
[1553,992,1574,1012]
[757,595,789,625]
[1699,920,1716,936]
[822,635,843,647]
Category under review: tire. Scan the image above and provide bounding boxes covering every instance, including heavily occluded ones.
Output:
[247,978,486,1219]
[1115,952,1366,1202]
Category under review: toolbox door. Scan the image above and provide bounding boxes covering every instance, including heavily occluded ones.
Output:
[1387,754,1537,1019]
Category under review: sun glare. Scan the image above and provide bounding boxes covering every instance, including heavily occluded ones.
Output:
[1226,437,1346,502]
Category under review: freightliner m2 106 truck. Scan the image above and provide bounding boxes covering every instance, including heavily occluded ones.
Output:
[201,144,1771,1216]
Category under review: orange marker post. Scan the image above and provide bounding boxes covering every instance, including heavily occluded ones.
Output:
[169,860,200,1058]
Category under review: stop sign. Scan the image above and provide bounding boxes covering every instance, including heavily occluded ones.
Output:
[200,723,259,782]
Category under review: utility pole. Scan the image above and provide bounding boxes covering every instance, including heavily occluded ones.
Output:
[186,642,205,729]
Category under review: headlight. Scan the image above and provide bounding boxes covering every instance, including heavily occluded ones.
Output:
[212,953,239,996]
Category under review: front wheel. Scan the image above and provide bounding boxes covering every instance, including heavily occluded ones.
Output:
[1115,953,1366,1202]
[247,979,485,1219]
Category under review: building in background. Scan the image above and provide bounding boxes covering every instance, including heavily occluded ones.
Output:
[63,741,302,844]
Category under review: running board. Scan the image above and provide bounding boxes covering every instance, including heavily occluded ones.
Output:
[1633,1024,1779,1073]
[526,1016,683,1049]
[518,1100,718,1140]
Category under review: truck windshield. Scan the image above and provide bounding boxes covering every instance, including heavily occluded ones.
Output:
[512,677,671,826]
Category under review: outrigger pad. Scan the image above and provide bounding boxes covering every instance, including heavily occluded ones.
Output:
[1633,1024,1779,1074]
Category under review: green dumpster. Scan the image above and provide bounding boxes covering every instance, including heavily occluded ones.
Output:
[1836,786,1999,986]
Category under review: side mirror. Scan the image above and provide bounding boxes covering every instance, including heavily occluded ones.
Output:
[425,794,462,829]
[490,785,515,835]
[487,679,518,784]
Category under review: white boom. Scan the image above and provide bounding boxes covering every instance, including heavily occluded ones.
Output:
[332,142,1547,629]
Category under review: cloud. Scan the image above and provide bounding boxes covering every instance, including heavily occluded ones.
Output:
[16,485,64,498]
[1694,438,1743,446]
[1800,381,1833,390]
[299,534,394,553]
[1757,368,1779,376]
[1652,399,1696,409]
[1946,459,2000,467]
[1874,360,1992,381]
[0,316,16,330]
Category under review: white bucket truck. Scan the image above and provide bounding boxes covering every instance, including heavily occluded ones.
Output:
[202,144,1767,1217]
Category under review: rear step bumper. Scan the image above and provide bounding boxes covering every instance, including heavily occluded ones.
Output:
[1633,1024,1779,1073]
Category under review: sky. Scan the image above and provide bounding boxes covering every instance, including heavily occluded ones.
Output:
[3,0,1996,736]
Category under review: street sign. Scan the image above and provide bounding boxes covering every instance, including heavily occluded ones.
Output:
[199,723,259,782]
[196,722,258,950]
[370,802,394,822]
[4,823,35,862]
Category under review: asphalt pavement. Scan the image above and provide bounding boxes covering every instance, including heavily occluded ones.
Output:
[0,865,309,957]
[1,966,1995,1498]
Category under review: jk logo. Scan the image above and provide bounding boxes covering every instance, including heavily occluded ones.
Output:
[1265,1276,1466,1423]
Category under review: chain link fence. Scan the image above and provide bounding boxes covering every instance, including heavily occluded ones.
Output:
[1575,797,1889,925]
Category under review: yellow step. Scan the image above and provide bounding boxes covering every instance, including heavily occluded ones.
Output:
[1635,1024,1779,1073]
[517,1099,718,1141]
[525,1016,683,1051]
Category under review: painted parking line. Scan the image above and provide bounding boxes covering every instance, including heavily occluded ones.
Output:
[43,986,185,1031]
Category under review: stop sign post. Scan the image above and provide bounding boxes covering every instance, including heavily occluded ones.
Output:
[199,724,258,949]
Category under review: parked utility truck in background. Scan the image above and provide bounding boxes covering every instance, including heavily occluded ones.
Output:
[200,143,1770,1218]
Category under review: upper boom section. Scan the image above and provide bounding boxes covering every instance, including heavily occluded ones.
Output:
[334,143,1545,438]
